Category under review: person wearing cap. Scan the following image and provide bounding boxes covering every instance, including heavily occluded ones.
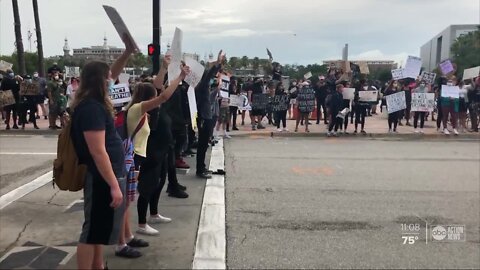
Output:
[315,75,328,125]
[0,69,21,129]
[32,71,48,120]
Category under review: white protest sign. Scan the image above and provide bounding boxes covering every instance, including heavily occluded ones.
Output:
[441,85,460,98]
[359,90,378,102]
[184,57,204,88]
[462,66,480,81]
[342,88,355,100]
[420,71,436,85]
[304,71,312,80]
[386,91,406,114]
[229,95,244,107]
[220,75,230,99]
[109,83,131,106]
[404,56,422,79]
[391,68,404,80]
[0,60,13,72]
[168,27,183,83]
[187,86,198,129]
[411,93,435,112]
[439,59,454,75]
[358,61,370,74]
[118,73,130,84]
[103,5,139,52]
[64,66,80,78]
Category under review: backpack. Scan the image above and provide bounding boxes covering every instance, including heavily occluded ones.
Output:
[114,110,146,172]
[52,120,87,191]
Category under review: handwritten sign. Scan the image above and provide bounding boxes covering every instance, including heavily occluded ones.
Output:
[168,27,183,83]
[359,90,378,102]
[0,60,13,72]
[0,90,16,107]
[462,66,480,81]
[109,83,131,106]
[251,93,270,111]
[64,66,80,78]
[420,71,436,85]
[184,57,205,88]
[271,95,289,112]
[441,85,460,98]
[103,5,139,52]
[296,87,316,113]
[386,91,406,114]
[187,86,198,129]
[358,61,370,74]
[391,69,404,80]
[404,56,422,79]
[342,88,355,100]
[304,71,312,80]
[20,82,40,96]
[411,93,435,112]
[220,75,230,99]
[229,95,243,107]
[439,59,455,75]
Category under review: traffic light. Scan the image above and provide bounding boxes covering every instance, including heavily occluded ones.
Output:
[147,43,159,56]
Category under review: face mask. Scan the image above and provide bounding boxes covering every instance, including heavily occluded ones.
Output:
[447,82,453,86]
[9,73,14,78]
[58,81,63,86]
[420,84,426,88]
[54,75,59,81]
[33,73,38,78]
[292,82,297,86]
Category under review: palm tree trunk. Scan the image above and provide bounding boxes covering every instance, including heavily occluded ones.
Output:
[32,0,45,77]
[12,0,26,75]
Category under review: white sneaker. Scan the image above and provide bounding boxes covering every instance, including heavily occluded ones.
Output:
[443,128,450,135]
[453,129,459,135]
[414,128,420,133]
[277,128,282,132]
[283,128,289,132]
[137,224,159,235]
[149,214,172,224]
[388,129,393,134]
[420,129,424,134]
[327,131,332,137]
[224,134,232,139]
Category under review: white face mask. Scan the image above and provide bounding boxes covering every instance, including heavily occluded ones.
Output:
[33,73,39,78]
[54,75,59,81]
[447,82,453,86]
[420,84,426,88]
[58,81,63,86]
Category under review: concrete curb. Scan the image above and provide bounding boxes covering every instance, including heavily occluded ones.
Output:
[192,139,226,270]
[0,130,60,136]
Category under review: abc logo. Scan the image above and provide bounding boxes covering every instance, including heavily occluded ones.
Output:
[432,226,447,241]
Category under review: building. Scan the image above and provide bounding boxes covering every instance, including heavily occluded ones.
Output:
[66,36,126,64]
[322,60,397,73]
[420,24,479,72]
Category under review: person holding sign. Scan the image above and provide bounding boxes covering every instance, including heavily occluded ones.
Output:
[326,84,345,137]
[353,80,369,134]
[0,69,21,130]
[412,81,431,133]
[384,81,401,133]
[293,82,315,133]
[274,82,289,132]
[227,77,240,131]
[440,78,460,135]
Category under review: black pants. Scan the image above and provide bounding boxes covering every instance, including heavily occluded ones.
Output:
[436,104,443,129]
[341,112,350,130]
[328,112,342,132]
[414,112,426,129]
[316,98,327,123]
[275,110,287,128]
[196,118,214,174]
[137,158,167,224]
[469,102,479,131]
[227,106,238,130]
[166,144,180,188]
[388,112,399,131]
[172,126,186,160]
[355,105,366,131]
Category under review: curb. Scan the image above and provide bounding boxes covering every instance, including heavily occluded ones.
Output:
[0,130,60,136]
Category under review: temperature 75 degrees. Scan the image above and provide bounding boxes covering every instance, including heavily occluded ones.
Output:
[402,236,419,245]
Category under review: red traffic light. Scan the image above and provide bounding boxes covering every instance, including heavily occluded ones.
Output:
[147,43,159,56]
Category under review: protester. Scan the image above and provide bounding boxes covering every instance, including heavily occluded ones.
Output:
[467,76,480,132]
[274,82,289,132]
[353,79,368,134]
[339,81,352,134]
[47,71,64,129]
[66,77,79,111]
[249,77,266,130]
[384,81,400,133]
[412,80,430,133]
[0,69,21,129]
[315,75,328,125]
[440,77,460,135]
[326,84,344,137]
[399,83,412,126]
[214,72,231,139]
[287,79,298,120]
[18,75,39,130]
[458,81,468,133]
[293,82,311,133]
[32,72,48,120]
[227,77,239,131]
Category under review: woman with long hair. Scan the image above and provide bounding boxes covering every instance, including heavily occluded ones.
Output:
[70,37,135,270]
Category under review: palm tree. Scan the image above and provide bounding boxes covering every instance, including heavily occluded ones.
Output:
[12,0,26,74]
[32,0,45,77]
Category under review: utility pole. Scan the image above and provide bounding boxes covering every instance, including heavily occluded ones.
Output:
[152,0,161,75]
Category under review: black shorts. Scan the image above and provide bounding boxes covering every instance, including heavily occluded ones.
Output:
[459,99,467,113]
[79,172,126,245]
[250,109,265,116]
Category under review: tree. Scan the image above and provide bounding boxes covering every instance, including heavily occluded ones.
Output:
[32,0,45,77]
[228,57,239,70]
[451,27,480,79]
[252,57,260,74]
[12,0,26,75]
[240,56,249,69]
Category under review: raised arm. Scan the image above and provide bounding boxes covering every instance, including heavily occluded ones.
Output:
[110,34,136,81]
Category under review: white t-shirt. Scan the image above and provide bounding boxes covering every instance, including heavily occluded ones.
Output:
[66,84,77,107]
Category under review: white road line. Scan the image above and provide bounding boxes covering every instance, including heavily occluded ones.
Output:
[0,152,56,155]
[193,138,226,270]
[0,171,53,210]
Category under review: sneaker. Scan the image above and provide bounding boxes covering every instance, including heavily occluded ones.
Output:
[232,126,239,131]
[361,130,367,135]
[327,132,332,137]
[12,124,19,129]
[115,245,142,258]
[414,128,420,134]
[224,134,232,139]
[398,122,403,126]
[420,129,424,134]
[388,129,393,134]
[443,128,450,135]
[283,128,289,132]
[167,183,187,192]
[453,129,459,135]
[175,159,190,169]
[196,171,212,179]
[252,125,257,131]
[127,237,149,248]
[184,149,196,155]
[277,128,282,132]
[354,130,357,134]
[136,224,159,236]
[333,132,339,137]
[344,130,349,135]
[149,214,172,224]
[168,188,189,198]
[257,124,266,129]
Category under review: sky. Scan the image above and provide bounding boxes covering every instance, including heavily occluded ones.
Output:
[0,0,478,66]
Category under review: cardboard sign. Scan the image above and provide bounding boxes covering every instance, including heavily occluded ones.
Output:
[404,56,422,79]
[304,71,312,80]
[187,86,198,129]
[359,90,378,102]
[439,59,455,75]
[251,93,270,111]
[462,66,480,81]
[103,5,139,52]
[296,87,316,113]
[358,61,370,74]
[109,84,131,106]
[118,73,130,84]
[64,66,80,78]
[184,57,205,88]
[420,71,436,85]
[271,95,289,112]
[0,90,16,107]
[411,93,435,112]
[168,27,183,83]
[0,60,13,72]
[220,75,230,99]
[386,91,406,114]
[391,69,404,80]
[19,82,40,96]
[441,85,460,98]
[229,95,244,107]
[342,88,355,100]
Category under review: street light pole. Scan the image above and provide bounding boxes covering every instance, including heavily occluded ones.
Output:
[152,0,161,75]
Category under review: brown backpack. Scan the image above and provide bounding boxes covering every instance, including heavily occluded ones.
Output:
[53,120,87,191]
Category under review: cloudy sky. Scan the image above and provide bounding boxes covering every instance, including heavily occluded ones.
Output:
[0,0,478,65]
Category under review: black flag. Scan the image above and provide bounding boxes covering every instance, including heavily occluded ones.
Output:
[266,48,273,61]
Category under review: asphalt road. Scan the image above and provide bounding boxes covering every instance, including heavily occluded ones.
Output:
[225,137,480,269]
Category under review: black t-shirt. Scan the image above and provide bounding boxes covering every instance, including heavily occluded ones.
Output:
[72,99,125,178]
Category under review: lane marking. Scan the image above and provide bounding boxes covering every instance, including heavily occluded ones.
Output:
[193,138,226,269]
[0,171,53,210]
[0,152,56,155]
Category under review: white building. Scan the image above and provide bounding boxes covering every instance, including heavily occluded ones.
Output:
[420,24,479,72]
[68,36,125,64]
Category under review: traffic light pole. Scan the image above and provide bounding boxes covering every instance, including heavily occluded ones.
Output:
[152,0,161,75]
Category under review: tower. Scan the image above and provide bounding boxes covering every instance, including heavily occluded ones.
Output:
[342,43,349,61]
[63,37,70,57]
[103,34,110,62]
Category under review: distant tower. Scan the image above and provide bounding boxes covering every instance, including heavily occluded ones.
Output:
[63,37,70,57]
[342,43,349,61]
[103,34,110,61]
